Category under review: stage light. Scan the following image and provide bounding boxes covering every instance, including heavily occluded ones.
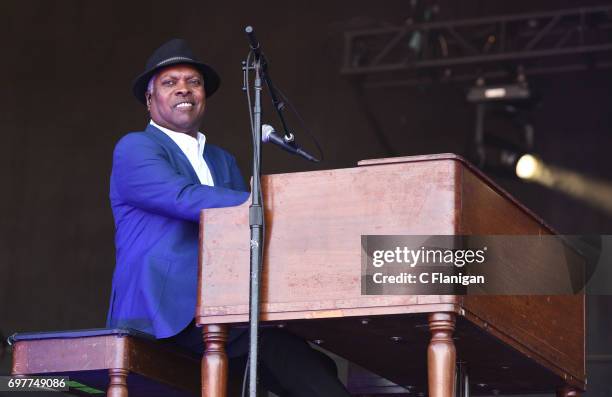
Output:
[467,82,530,103]
[468,74,537,177]
[466,76,612,215]
[515,154,541,180]
[514,157,612,216]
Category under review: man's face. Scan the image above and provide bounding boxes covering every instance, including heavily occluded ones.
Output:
[147,64,206,135]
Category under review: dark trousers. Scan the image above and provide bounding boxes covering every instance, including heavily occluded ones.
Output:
[167,322,350,397]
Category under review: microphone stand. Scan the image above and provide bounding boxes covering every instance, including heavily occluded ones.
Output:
[244,26,264,397]
[247,28,293,143]
[261,61,294,142]
[243,25,313,396]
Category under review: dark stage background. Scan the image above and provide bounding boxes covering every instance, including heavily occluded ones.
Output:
[0,0,610,395]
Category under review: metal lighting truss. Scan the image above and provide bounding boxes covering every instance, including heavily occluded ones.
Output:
[341,5,612,86]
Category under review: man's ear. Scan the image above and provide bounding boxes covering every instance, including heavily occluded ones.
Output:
[146,93,152,111]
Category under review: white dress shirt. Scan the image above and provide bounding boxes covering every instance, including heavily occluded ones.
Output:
[150,120,215,186]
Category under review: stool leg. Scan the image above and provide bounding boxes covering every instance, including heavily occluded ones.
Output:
[557,386,581,397]
[428,312,456,397]
[202,324,228,397]
[108,368,128,397]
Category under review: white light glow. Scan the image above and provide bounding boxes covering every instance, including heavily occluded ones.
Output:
[484,88,507,98]
[516,154,541,180]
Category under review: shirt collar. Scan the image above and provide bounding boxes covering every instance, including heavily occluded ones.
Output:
[149,120,206,157]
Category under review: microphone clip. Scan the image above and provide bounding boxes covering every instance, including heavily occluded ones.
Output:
[283,132,295,144]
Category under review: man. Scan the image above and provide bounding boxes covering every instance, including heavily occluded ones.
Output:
[107,39,249,338]
[107,39,350,396]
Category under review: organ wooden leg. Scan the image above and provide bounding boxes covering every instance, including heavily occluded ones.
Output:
[202,324,228,397]
[107,368,129,397]
[427,312,456,397]
[557,386,581,397]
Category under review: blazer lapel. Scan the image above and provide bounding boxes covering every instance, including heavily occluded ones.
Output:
[203,145,220,187]
[145,124,201,184]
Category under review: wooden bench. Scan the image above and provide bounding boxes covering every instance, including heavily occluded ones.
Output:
[10,328,200,397]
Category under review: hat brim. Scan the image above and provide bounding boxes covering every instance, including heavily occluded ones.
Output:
[132,60,220,105]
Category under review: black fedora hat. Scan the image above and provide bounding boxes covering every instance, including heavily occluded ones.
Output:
[132,38,221,105]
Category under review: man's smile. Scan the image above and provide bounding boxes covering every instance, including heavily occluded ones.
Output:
[174,101,195,109]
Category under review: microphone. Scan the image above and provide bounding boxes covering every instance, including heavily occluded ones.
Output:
[262,124,319,162]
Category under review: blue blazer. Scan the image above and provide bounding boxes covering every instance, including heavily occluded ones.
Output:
[106,124,250,338]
